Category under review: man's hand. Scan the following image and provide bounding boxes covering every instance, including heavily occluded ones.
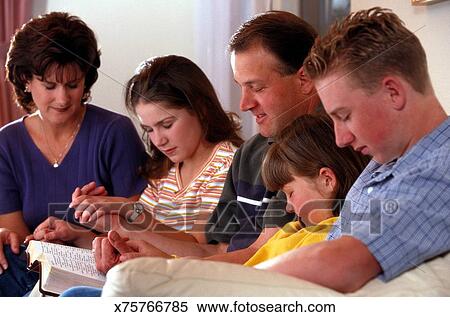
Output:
[93,230,171,274]
[107,230,171,262]
[28,217,91,246]
[92,231,132,274]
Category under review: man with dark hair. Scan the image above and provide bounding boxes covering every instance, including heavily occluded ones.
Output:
[204,10,322,258]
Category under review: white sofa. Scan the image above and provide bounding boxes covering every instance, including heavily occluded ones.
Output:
[102,252,450,296]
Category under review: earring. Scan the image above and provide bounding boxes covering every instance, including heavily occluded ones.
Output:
[24,85,30,93]
[82,91,91,102]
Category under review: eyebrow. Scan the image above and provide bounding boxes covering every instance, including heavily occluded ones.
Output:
[233,78,264,87]
[41,77,83,85]
[143,116,176,128]
[244,80,264,86]
[328,107,348,117]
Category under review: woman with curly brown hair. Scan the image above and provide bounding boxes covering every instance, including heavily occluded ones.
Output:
[0,12,147,296]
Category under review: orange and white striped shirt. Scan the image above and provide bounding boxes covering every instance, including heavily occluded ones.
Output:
[139,141,237,231]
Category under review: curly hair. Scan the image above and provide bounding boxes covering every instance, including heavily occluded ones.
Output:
[304,7,430,94]
[125,55,243,180]
[6,12,101,113]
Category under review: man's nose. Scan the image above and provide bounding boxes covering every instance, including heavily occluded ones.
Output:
[334,123,355,148]
[239,89,257,112]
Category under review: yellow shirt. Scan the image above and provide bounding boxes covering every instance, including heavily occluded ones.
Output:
[244,217,338,266]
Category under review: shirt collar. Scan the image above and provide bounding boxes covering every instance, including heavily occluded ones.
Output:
[367,116,450,182]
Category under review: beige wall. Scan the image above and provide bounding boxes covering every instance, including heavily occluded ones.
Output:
[38,0,196,116]
[351,1,450,114]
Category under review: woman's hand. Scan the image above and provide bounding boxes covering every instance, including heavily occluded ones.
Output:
[71,196,128,223]
[70,182,133,224]
[70,182,115,223]
[0,228,21,273]
[72,181,108,199]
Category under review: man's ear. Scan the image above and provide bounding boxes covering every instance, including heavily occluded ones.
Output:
[297,67,316,95]
[381,76,406,111]
[317,167,337,198]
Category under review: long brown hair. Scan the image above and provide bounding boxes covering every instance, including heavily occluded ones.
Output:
[262,115,370,215]
[125,55,243,180]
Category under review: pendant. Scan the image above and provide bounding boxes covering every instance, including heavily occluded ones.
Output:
[53,162,59,168]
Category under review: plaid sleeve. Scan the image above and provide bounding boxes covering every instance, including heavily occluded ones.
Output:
[346,157,450,281]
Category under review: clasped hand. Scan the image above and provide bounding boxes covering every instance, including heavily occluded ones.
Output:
[70,181,132,225]
[93,231,170,274]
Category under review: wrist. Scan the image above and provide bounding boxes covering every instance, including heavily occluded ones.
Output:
[73,230,97,248]
[126,202,145,222]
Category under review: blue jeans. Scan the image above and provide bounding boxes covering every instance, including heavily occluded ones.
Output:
[0,245,39,297]
[60,286,102,297]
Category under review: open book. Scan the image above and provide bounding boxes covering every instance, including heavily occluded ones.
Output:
[26,241,106,296]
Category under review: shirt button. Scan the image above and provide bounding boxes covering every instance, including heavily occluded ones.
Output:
[367,187,373,194]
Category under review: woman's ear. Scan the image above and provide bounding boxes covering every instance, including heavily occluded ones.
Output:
[24,79,31,93]
[296,67,315,95]
[317,167,337,198]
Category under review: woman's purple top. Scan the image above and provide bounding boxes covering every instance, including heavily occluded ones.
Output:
[0,104,148,230]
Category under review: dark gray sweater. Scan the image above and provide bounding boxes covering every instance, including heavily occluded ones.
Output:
[205,134,293,251]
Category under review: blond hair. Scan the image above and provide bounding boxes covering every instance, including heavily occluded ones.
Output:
[304,7,430,94]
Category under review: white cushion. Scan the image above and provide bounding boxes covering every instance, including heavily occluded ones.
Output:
[102,252,450,297]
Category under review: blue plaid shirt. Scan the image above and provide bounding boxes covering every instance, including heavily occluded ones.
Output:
[327,117,450,281]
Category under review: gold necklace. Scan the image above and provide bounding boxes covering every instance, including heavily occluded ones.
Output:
[40,109,85,168]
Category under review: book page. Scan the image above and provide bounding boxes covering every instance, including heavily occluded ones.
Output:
[34,241,105,281]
